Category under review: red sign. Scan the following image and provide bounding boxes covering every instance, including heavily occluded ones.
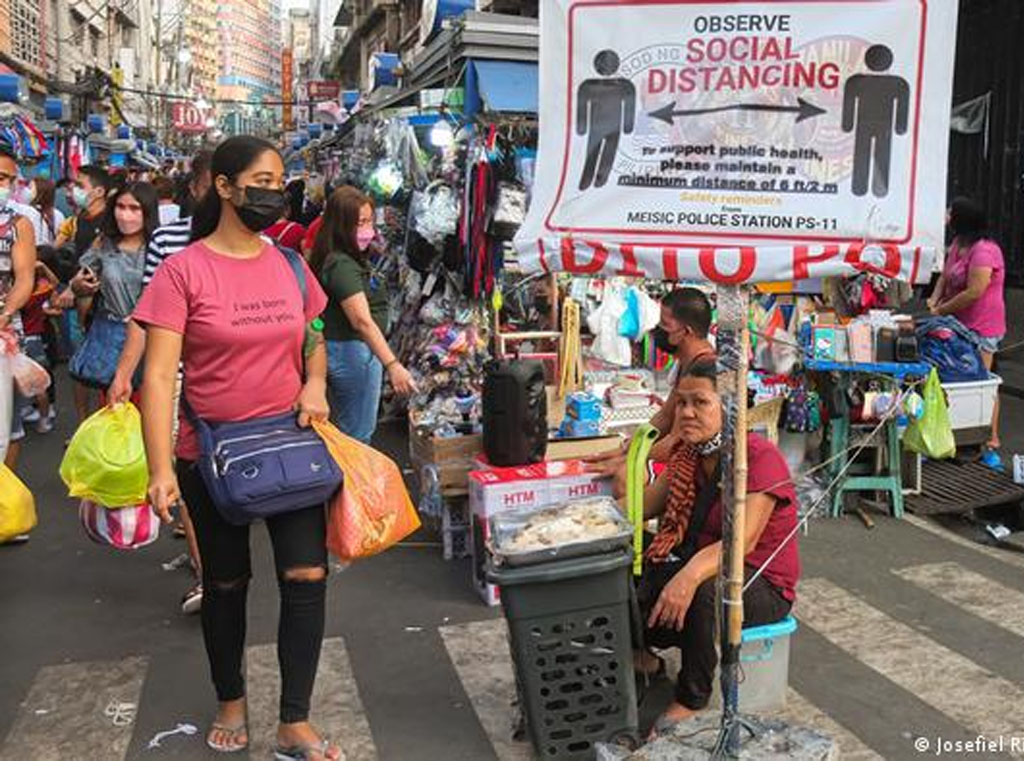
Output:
[306,80,341,101]
[171,102,207,134]
[282,49,294,130]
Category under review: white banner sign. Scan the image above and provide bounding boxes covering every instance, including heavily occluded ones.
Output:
[515,0,958,283]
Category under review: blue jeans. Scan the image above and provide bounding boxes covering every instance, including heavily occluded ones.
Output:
[326,339,383,444]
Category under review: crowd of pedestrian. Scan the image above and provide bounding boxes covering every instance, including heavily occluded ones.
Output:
[0,138,405,759]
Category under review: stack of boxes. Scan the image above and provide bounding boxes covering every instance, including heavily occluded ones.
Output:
[468,459,614,605]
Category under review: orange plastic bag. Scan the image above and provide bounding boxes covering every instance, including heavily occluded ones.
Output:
[313,420,421,560]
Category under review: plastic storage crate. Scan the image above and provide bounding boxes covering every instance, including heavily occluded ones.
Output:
[941,374,1001,431]
[709,615,798,713]
[488,551,638,760]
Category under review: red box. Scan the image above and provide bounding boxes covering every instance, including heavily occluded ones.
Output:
[468,460,614,606]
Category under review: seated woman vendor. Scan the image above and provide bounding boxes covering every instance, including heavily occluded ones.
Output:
[636,359,801,731]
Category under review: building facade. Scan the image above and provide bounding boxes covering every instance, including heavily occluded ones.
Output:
[216,0,282,135]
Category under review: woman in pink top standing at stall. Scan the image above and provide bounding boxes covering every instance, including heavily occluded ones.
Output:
[929,197,1007,470]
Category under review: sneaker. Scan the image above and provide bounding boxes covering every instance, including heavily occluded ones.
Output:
[181,583,203,615]
[5,534,30,544]
[21,406,40,424]
[980,448,1005,472]
[36,417,53,434]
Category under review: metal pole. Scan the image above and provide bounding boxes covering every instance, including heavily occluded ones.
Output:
[712,284,750,758]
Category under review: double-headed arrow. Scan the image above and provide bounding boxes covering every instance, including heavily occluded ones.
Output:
[649,97,826,125]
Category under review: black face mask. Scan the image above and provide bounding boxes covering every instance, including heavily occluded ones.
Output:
[234,186,287,233]
[652,327,677,354]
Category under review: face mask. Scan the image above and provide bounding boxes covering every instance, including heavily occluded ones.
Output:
[695,432,723,456]
[0,186,10,207]
[356,225,376,251]
[115,208,144,236]
[72,187,90,208]
[652,327,676,354]
[234,186,287,233]
[13,183,32,205]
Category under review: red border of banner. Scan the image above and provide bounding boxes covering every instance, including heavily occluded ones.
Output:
[543,0,929,245]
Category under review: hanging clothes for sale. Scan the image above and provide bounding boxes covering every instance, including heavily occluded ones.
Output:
[461,127,501,299]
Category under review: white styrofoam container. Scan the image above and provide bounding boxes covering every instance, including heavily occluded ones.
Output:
[941,374,1001,431]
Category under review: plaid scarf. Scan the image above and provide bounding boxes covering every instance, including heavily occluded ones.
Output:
[645,443,701,563]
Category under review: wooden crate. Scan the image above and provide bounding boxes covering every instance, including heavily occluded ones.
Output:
[409,422,483,498]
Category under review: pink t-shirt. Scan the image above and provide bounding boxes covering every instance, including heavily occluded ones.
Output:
[941,239,1006,338]
[133,240,328,461]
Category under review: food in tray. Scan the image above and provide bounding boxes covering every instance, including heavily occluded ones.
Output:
[503,500,624,552]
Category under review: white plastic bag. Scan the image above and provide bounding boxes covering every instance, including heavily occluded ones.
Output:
[11,352,51,397]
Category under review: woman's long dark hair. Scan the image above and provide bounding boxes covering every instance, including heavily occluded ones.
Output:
[32,178,57,238]
[190,135,280,241]
[285,178,305,222]
[100,182,160,246]
[308,185,373,277]
[948,197,988,248]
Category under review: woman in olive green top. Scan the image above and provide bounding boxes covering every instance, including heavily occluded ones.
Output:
[309,186,416,442]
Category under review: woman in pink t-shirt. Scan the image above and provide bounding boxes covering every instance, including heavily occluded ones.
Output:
[135,136,339,760]
[929,197,1006,468]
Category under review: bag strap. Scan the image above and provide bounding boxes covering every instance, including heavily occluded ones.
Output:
[278,245,307,306]
[674,459,723,562]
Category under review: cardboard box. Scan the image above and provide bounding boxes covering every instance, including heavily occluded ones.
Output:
[468,461,614,606]
[409,423,483,497]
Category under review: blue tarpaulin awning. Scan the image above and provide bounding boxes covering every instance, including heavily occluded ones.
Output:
[466,60,538,116]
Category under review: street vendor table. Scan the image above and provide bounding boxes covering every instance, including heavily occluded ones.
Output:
[804,359,931,519]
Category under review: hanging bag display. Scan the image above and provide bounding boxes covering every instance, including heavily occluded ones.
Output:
[903,368,956,459]
[313,420,420,560]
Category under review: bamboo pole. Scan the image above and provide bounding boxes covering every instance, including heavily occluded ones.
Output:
[714,284,749,756]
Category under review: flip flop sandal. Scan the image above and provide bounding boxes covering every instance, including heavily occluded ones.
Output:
[206,721,249,753]
[274,739,341,761]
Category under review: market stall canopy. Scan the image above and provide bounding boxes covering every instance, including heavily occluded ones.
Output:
[514,0,959,284]
[466,60,538,115]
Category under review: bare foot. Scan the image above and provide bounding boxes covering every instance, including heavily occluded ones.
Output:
[276,721,342,761]
[207,698,248,752]
[648,701,700,740]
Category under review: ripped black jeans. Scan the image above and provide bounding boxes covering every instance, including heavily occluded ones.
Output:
[178,461,328,723]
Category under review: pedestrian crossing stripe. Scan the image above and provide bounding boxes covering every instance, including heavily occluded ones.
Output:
[798,577,1024,757]
[0,656,147,761]
[902,514,1024,572]
[440,617,882,761]
[245,638,376,761]
[3,562,1024,761]
[893,561,1024,640]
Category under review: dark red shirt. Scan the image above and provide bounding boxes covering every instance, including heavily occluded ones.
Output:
[21,279,54,336]
[264,220,307,251]
[302,216,322,254]
[694,432,801,602]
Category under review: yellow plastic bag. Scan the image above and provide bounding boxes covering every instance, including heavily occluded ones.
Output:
[59,403,149,507]
[313,420,421,560]
[0,464,37,542]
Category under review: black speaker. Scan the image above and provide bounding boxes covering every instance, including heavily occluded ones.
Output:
[483,359,548,466]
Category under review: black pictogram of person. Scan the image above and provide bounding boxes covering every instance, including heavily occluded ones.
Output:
[842,44,910,198]
[576,50,636,190]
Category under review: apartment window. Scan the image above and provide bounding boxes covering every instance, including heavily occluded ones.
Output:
[11,0,42,68]
[121,25,133,48]
[90,28,100,58]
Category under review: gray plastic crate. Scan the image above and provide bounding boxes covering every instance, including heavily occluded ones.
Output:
[488,551,638,760]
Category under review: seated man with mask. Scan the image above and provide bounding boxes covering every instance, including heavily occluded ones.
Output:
[587,287,715,496]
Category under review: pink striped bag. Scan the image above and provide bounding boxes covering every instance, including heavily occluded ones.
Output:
[79,500,161,550]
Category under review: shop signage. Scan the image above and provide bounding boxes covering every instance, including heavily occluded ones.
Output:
[170,102,207,134]
[516,0,958,282]
[307,80,341,101]
[282,49,295,131]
